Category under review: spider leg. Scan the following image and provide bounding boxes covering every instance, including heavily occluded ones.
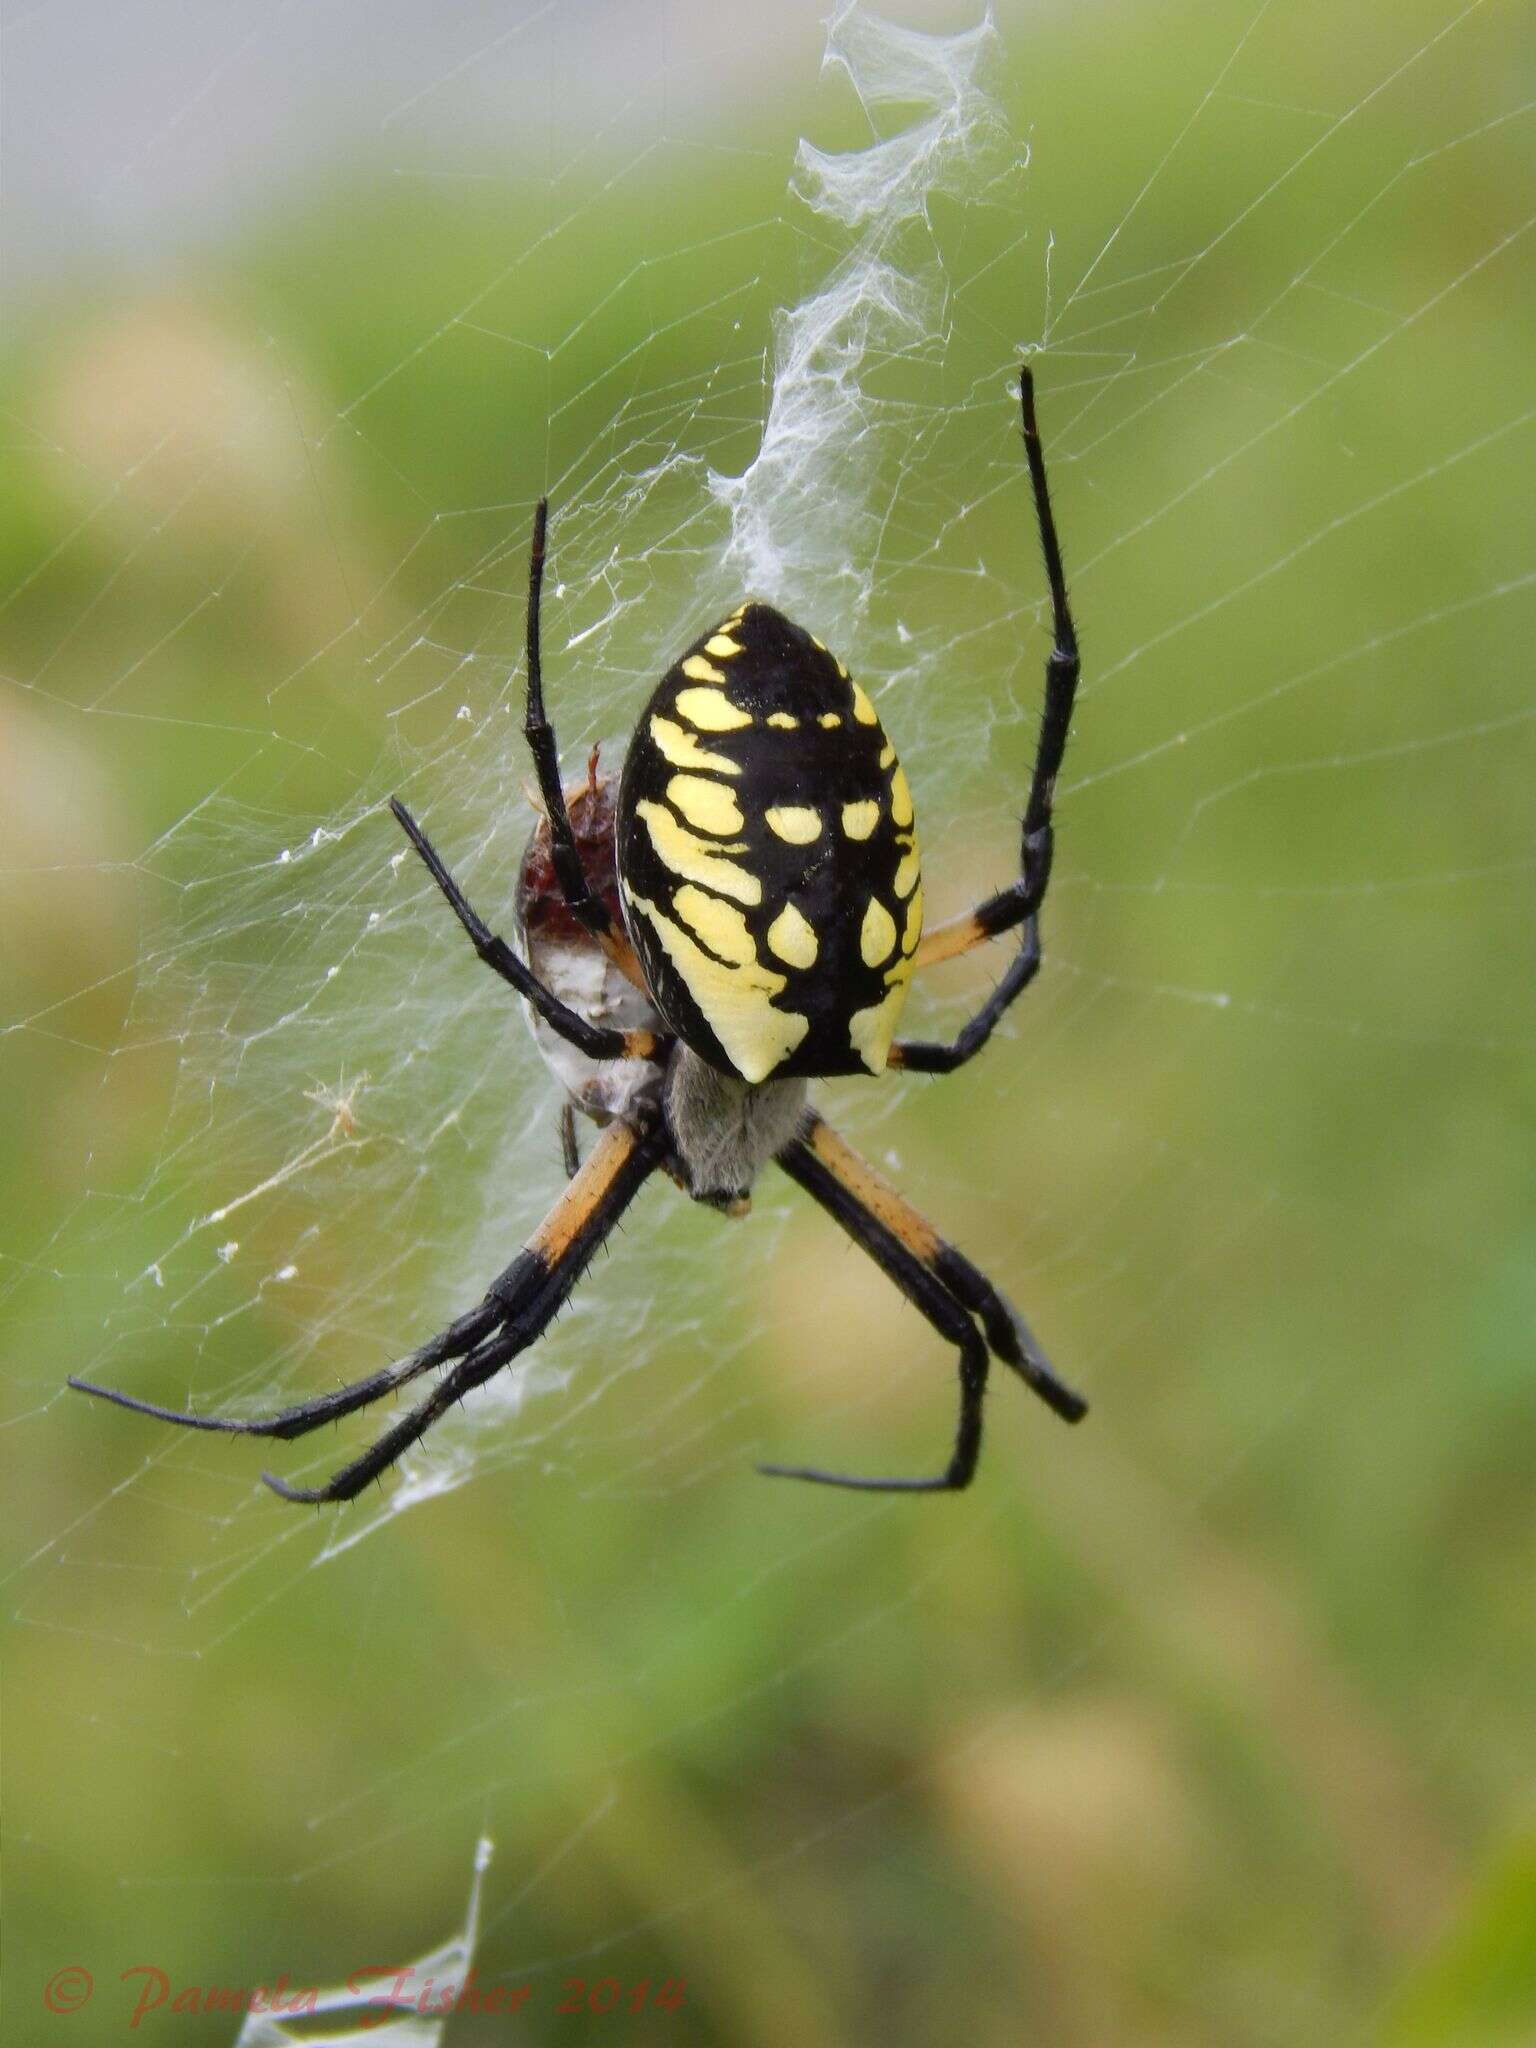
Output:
[262,1118,670,1504]
[559,1101,582,1178]
[758,1114,1083,1494]
[389,796,665,1065]
[68,1293,502,1442]
[520,499,649,993]
[890,917,1042,1076]
[792,1116,1085,1421]
[762,1125,989,1492]
[262,1322,533,1504]
[893,365,1079,1074]
[928,1228,1086,1423]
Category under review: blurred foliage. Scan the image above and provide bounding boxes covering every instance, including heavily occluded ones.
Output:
[3,4,1534,2045]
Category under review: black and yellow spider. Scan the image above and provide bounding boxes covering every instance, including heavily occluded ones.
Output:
[72,368,1087,1504]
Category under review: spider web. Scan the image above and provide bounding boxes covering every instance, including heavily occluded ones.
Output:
[4,2,1533,2041]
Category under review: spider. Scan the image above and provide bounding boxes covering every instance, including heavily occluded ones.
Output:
[71,367,1087,1505]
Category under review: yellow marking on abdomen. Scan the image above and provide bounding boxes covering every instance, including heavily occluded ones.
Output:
[627,892,806,1084]
[889,764,914,828]
[766,902,818,969]
[893,840,920,899]
[848,977,909,1074]
[861,896,897,966]
[673,885,755,963]
[765,805,821,844]
[635,799,760,905]
[675,683,751,730]
[667,773,744,837]
[648,715,740,777]
[841,799,880,840]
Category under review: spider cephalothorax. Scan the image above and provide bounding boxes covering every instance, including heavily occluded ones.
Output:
[73,368,1090,1505]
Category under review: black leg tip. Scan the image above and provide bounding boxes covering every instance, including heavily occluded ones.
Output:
[756,1459,958,1495]
[69,1373,137,1411]
[1015,1361,1088,1425]
[67,1375,208,1430]
[260,1470,329,1506]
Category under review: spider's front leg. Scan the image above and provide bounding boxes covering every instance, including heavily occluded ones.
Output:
[892,366,1079,1076]
[389,797,667,1067]
[520,498,650,993]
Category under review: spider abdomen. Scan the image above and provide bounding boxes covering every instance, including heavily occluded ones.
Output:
[616,602,922,1084]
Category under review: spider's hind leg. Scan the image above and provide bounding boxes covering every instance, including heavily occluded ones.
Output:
[929,1236,1085,1423]
[260,1117,671,1503]
[73,1120,672,1506]
[760,1114,1084,1495]
[764,1145,989,1494]
[69,1294,503,1444]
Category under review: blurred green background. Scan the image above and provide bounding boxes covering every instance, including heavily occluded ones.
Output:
[4,2,1534,2043]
